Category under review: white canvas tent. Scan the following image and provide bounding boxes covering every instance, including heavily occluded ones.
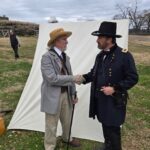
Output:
[8,20,129,142]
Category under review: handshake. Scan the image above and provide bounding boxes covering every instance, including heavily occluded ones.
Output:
[73,75,85,85]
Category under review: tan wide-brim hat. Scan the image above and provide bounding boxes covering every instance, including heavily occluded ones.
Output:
[47,28,72,47]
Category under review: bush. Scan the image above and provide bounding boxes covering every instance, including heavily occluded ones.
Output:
[0,20,39,37]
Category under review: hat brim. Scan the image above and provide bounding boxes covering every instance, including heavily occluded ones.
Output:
[91,31,122,38]
[47,31,72,47]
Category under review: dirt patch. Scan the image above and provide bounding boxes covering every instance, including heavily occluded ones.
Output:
[17,58,33,63]
[0,57,33,64]
[129,35,150,45]
[0,47,11,51]
[0,70,27,78]
[122,122,150,150]
[0,100,8,112]
[1,84,24,93]
[133,52,150,65]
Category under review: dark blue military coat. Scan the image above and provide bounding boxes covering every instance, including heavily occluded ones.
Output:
[83,44,138,127]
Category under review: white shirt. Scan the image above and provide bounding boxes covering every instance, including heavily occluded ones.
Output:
[54,46,62,57]
[103,49,110,61]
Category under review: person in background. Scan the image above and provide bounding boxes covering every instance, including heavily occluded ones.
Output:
[9,30,20,59]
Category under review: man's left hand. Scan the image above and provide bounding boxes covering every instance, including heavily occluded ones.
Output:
[100,86,115,96]
[72,98,78,104]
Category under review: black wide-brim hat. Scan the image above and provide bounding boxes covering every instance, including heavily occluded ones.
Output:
[92,21,122,38]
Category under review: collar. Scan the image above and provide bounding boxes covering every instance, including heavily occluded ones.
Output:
[54,46,62,56]
[109,43,117,51]
[101,43,117,55]
[103,49,110,52]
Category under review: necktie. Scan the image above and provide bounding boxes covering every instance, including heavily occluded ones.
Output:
[61,52,66,63]
[60,52,67,75]
[60,52,68,93]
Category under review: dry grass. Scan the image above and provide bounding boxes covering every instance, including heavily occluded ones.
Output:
[1,84,24,94]
[0,37,37,63]
[133,52,150,65]
[129,35,150,46]
[129,35,150,65]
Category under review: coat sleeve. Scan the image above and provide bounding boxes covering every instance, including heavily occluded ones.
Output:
[69,62,77,96]
[114,52,138,91]
[82,68,94,84]
[41,55,74,86]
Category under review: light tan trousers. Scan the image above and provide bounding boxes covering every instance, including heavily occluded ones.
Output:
[44,91,73,150]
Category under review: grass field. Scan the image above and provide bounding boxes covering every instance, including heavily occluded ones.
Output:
[0,35,150,150]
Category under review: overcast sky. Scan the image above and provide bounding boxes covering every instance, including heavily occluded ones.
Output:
[0,0,149,23]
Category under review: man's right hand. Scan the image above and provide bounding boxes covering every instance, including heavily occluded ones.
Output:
[73,75,85,85]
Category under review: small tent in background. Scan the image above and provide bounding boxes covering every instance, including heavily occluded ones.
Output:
[47,16,58,23]
[8,20,129,142]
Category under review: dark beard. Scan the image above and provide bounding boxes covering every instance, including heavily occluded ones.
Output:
[98,43,102,49]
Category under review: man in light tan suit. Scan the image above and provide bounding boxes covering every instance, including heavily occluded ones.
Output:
[41,28,81,150]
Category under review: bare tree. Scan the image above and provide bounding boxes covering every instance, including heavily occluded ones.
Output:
[114,4,129,19]
[127,0,145,31]
[143,10,150,32]
[114,0,145,31]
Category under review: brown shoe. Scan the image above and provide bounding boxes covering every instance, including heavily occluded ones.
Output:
[64,138,81,147]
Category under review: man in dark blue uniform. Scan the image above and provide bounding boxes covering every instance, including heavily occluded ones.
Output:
[81,22,138,150]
